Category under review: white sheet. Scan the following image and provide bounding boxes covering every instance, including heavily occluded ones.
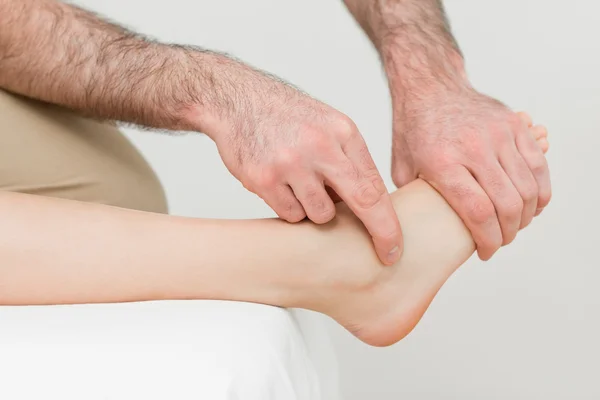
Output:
[0,300,340,400]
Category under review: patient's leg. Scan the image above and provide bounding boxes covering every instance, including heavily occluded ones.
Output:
[0,115,548,347]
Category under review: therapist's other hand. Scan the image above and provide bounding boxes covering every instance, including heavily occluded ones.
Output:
[203,68,402,265]
[391,87,551,260]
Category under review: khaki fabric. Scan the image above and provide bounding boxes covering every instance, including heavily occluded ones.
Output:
[0,90,168,214]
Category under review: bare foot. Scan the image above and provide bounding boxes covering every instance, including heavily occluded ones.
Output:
[518,111,549,154]
[323,113,549,346]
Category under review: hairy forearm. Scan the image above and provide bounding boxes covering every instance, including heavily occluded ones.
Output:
[0,0,265,134]
[343,0,467,95]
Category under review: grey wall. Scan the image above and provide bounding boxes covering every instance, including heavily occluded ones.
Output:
[75,0,600,398]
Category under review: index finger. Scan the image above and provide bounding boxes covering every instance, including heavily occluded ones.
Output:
[323,136,403,266]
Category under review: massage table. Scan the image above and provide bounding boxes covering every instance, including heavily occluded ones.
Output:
[0,300,340,399]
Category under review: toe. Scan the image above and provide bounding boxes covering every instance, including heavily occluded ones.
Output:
[517,111,533,127]
[529,124,549,154]
[532,125,548,140]
[538,137,549,154]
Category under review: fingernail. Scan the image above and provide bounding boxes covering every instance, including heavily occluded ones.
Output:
[387,246,400,264]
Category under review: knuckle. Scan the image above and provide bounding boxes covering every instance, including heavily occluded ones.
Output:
[363,169,387,195]
[302,130,340,162]
[460,145,488,167]
[302,185,335,222]
[438,171,469,197]
[340,162,359,181]
[255,168,278,190]
[538,188,552,208]
[241,179,255,193]
[437,152,460,168]
[521,185,538,203]
[352,180,381,210]
[499,196,524,219]
[509,112,526,129]
[462,143,488,165]
[302,128,328,149]
[331,113,358,142]
[529,154,548,175]
[459,129,484,149]
[467,197,495,225]
[274,148,301,170]
[474,229,503,254]
[362,162,380,178]
[482,234,503,253]
[304,183,321,200]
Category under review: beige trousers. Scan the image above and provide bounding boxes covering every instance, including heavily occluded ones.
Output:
[0,90,167,213]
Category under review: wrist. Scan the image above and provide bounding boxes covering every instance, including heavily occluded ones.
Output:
[161,48,229,138]
[175,49,269,143]
[381,36,470,103]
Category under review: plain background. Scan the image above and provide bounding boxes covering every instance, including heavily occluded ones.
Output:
[70,0,599,398]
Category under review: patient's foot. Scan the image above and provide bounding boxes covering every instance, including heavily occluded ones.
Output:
[518,111,549,153]
[322,114,549,346]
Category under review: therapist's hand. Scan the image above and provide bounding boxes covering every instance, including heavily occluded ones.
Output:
[391,86,551,260]
[202,66,402,265]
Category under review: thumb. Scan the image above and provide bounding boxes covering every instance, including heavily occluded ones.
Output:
[392,162,416,188]
[392,148,417,188]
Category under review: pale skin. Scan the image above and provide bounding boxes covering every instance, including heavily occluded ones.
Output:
[0,0,551,266]
[0,114,548,347]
